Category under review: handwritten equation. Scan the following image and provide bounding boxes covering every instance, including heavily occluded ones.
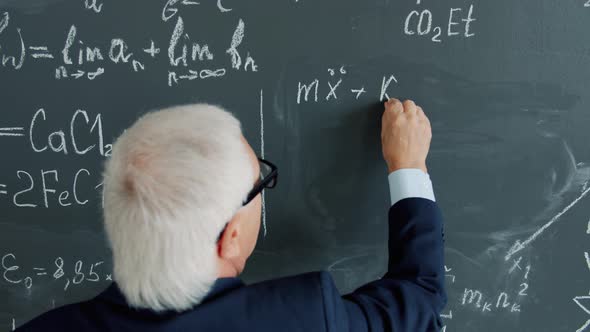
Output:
[2,253,110,291]
[0,10,257,86]
[0,108,107,208]
[296,66,399,104]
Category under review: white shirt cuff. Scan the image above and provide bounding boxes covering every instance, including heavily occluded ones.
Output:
[388,169,436,206]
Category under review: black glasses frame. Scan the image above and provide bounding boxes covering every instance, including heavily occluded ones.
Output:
[243,158,278,206]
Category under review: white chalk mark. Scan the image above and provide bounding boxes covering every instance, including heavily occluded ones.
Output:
[88,67,104,80]
[585,252,590,272]
[162,0,200,22]
[327,254,369,271]
[260,89,267,236]
[351,87,366,99]
[0,133,24,137]
[84,0,103,13]
[297,79,319,104]
[380,75,398,101]
[578,319,590,332]
[11,318,15,331]
[132,60,145,72]
[31,53,53,59]
[440,310,452,319]
[587,219,590,234]
[326,79,342,101]
[143,40,160,58]
[445,274,456,283]
[260,90,265,159]
[0,12,9,35]
[574,296,590,315]
[244,53,258,72]
[524,264,531,279]
[55,66,68,79]
[505,186,590,260]
[509,256,523,273]
[175,69,225,83]
[29,46,47,51]
[443,266,454,282]
[72,70,85,79]
[217,0,232,12]
[0,127,23,131]
[226,19,244,70]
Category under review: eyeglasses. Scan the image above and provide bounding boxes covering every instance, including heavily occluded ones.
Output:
[243,158,278,206]
[217,158,278,243]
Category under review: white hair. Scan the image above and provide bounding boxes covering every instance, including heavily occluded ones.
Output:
[102,104,254,312]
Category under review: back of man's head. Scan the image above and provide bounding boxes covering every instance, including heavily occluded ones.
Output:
[102,104,254,312]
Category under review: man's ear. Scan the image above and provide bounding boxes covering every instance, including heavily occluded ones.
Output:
[217,219,242,259]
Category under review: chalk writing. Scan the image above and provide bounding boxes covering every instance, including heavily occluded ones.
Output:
[0,127,24,137]
[296,67,398,104]
[7,168,102,208]
[2,253,110,291]
[0,14,258,86]
[162,0,232,22]
[459,263,529,315]
[460,288,522,313]
[445,265,456,283]
[0,109,109,208]
[403,0,476,43]
[83,0,103,14]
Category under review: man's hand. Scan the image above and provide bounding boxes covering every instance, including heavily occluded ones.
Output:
[381,98,432,174]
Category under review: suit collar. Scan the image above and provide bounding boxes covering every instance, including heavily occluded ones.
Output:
[97,278,244,310]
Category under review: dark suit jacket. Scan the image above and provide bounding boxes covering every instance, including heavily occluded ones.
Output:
[16,198,446,332]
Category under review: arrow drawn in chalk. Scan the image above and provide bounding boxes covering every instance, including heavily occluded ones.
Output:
[505,186,590,261]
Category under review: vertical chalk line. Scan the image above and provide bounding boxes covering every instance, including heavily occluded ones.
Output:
[260,89,267,236]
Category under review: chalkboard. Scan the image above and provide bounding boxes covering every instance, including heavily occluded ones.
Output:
[1,0,589,331]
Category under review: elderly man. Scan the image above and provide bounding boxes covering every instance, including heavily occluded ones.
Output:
[17,98,446,331]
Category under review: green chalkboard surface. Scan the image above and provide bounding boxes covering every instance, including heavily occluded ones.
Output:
[1,1,589,331]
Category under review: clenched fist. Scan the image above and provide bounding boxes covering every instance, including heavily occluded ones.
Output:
[381,98,432,174]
